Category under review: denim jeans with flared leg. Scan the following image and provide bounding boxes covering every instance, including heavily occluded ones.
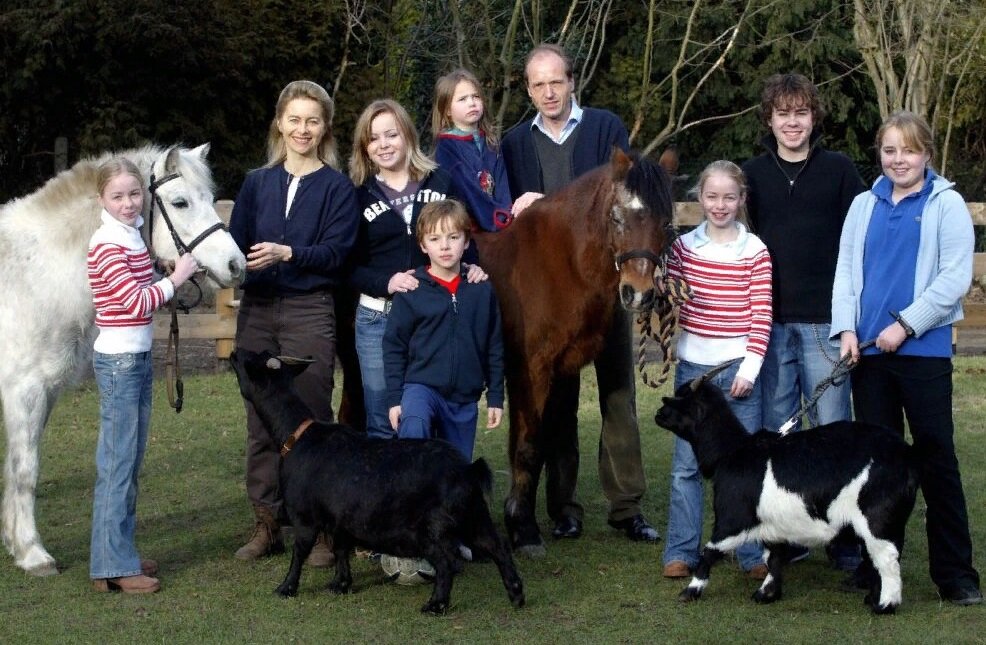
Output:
[90,350,153,579]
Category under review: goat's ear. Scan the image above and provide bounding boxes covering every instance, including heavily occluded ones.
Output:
[661,395,684,409]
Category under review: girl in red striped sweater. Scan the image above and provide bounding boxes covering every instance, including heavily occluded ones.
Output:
[87,158,198,594]
[661,160,773,580]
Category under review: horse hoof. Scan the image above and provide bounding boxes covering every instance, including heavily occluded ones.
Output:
[514,543,546,559]
[678,587,702,602]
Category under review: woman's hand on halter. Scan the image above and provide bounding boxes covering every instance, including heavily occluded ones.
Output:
[388,270,419,294]
[168,254,199,289]
[246,242,292,271]
[511,192,544,216]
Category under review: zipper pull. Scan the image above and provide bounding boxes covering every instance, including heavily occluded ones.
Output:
[451,293,458,313]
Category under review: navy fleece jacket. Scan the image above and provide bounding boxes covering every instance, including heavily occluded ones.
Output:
[230,164,358,296]
[383,266,504,409]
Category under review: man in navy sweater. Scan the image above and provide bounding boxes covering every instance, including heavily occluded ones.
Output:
[500,43,658,543]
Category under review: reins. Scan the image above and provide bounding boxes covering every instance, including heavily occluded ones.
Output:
[636,270,691,388]
[146,166,228,414]
[776,338,877,435]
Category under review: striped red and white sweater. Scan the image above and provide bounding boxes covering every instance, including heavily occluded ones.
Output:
[88,210,175,354]
[666,221,773,383]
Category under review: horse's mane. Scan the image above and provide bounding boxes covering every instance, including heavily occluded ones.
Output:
[624,152,674,226]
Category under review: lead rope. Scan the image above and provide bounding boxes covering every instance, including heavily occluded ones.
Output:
[165,299,184,413]
[637,274,691,388]
[776,338,876,435]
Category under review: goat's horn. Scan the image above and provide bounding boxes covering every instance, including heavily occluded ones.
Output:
[689,357,744,391]
[275,355,316,365]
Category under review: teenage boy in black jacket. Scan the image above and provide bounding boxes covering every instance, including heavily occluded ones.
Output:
[383,200,504,460]
[742,73,866,570]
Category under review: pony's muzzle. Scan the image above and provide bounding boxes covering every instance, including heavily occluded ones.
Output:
[620,284,656,312]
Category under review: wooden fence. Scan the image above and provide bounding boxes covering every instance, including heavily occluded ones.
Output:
[154,200,986,359]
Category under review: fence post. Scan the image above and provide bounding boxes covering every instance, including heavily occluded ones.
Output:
[215,287,237,359]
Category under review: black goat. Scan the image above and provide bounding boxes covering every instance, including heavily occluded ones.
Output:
[654,362,919,614]
[229,349,525,614]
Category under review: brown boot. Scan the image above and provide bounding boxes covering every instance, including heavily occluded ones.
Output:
[305,532,335,568]
[235,505,284,560]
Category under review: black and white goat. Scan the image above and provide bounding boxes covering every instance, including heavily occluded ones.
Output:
[229,349,525,614]
[654,362,919,614]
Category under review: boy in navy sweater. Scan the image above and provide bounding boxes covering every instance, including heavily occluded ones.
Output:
[383,200,504,460]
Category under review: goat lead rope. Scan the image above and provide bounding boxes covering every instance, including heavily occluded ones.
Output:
[637,276,691,389]
[777,338,876,435]
[165,299,184,413]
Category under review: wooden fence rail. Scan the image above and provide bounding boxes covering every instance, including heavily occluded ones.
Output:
[155,200,986,358]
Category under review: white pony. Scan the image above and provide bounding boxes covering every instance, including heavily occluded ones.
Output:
[0,144,246,576]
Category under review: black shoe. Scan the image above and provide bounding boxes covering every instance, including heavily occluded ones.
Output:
[941,584,983,606]
[607,514,660,542]
[551,516,583,539]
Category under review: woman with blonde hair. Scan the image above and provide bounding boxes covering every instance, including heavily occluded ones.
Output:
[229,80,358,563]
[348,99,483,439]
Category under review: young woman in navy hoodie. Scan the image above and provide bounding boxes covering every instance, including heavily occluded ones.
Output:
[348,99,484,440]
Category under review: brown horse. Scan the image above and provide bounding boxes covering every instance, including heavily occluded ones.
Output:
[472,148,675,555]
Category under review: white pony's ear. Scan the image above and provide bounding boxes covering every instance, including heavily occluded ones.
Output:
[192,143,211,161]
[164,146,181,173]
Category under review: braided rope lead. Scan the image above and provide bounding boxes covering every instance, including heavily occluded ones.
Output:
[776,338,876,435]
[637,276,691,389]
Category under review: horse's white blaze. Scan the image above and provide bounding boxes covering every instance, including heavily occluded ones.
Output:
[0,144,245,574]
[626,195,645,210]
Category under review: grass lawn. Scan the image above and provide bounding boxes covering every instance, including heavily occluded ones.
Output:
[0,357,983,643]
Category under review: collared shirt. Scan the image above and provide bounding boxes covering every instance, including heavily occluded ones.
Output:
[531,99,583,144]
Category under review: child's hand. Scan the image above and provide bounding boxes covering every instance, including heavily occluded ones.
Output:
[729,376,752,399]
[388,405,401,430]
[169,253,199,288]
[487,407,503,429]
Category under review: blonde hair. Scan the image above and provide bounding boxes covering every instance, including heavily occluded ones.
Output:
[431,69,499,149]
[689,160,749,225]
[416,199,471,244]
[876,110,936,162]
[349,99,437,186]
[96,158,143,197]
[265,80,339,170]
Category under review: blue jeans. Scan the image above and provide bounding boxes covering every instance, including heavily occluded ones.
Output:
[90,351,153,579]
[355,304,393,439]
[397,383,478,461]
[760,322,851,432]
[664,358,764,571]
